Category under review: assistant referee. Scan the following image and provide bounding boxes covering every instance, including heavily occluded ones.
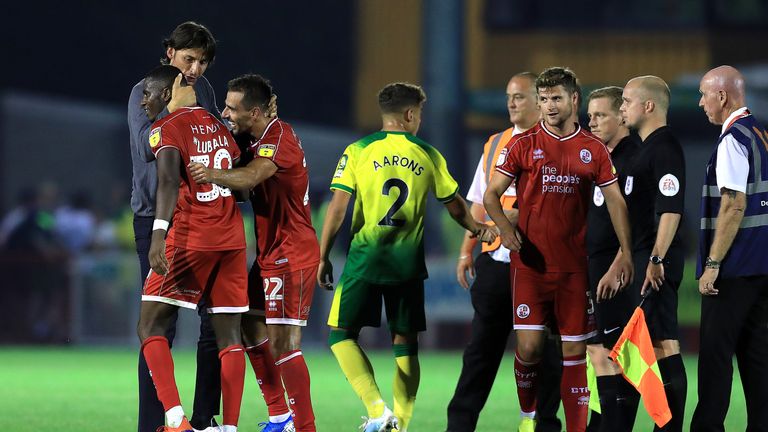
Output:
[619,76,688,431]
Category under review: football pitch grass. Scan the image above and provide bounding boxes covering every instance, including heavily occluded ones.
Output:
[0,347,747,431]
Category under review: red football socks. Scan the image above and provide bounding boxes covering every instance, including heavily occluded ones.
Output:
[219,345,246,427]
[246,340,290,416]
[514,352,539,416]
[141,336,181,411]
[561,354,589,432]
[276,350,315,432]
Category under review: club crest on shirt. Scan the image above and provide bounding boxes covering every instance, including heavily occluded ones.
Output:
[149,127,161,148]
[334,154,348,178]
[658,174,680,196]
[257,144,276,158]
[532,148,544,160]
[625,176,634,195]
[516,304,530,319]
[497,147,509,166]
[593,186,604,207]
[579,149,592,164]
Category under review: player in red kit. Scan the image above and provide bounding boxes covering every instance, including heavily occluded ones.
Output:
[484,67,634,432]
[190,74,320,432]
[136,65,248,432]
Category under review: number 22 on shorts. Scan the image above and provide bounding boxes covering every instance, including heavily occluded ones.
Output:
[263,277,284,300]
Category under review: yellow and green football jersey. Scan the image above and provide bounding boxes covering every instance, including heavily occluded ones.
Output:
[330,131,459,283]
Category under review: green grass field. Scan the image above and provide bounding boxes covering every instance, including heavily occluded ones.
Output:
[0,347,748,431]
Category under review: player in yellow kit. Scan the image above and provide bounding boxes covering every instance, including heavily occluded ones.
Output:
[317,82,496,431]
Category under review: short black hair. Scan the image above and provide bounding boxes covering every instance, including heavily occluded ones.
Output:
[227,74,274,110]
[145,65,184,90]
[378,82,426,114]
[536,67,580,97]
[161,21,216,64]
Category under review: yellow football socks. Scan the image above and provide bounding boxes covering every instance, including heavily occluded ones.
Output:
[329,330,385,418]
[393,343,420,430]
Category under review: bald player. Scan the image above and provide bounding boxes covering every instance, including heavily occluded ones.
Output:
[692,66,768,431]
[619,76,687,431]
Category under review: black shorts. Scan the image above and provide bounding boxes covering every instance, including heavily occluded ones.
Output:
[634,249,682,341]
[587,253,640,348]
[471,253,511,296]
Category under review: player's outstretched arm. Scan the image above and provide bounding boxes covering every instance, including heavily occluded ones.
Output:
[149,149,182,276]
[483,174,520,251]
[189,157,278,191]
[444,196,497,244]
[601,182,634,288]
[318,190,352,290]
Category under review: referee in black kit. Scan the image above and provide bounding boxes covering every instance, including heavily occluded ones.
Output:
[619,76,688,431]
[584,86,641,432]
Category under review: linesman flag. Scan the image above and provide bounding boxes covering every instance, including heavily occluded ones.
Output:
[609,307,671,427]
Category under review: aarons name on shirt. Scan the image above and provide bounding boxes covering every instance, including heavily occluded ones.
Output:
[372,154,425,176]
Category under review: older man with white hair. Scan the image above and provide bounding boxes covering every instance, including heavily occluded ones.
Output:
[692,65,768,432]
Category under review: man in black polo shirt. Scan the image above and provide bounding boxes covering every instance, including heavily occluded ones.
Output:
[585,86,641,432]
[619,76,687,432]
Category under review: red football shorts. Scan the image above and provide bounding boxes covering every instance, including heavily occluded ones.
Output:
[247,265,318,326]
[142,245,248,314]
[511,266,596,341]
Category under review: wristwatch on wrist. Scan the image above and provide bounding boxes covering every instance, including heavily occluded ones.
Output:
[649,255,665,265]
[705,256,721,269]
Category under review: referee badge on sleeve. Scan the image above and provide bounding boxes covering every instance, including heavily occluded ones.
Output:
[658,174,680,196]
[625,176,634,195]
[593,187,605,206]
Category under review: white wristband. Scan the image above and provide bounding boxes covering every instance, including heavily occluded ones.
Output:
[153,219,170,231]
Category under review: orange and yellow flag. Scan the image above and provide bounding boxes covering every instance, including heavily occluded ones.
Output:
[609,307,672,428]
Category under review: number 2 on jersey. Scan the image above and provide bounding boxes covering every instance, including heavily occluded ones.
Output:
[378,178,409,227]
[190,148,233,202]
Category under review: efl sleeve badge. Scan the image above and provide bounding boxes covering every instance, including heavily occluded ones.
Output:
[257,144,276,158]
[149,127,161,148]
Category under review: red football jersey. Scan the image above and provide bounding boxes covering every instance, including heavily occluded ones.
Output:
[495,121,616,272]
[248,118,319,274]
[150,107,245,251]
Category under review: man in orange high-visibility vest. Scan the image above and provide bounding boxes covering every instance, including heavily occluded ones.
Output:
[446,72,561,432]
